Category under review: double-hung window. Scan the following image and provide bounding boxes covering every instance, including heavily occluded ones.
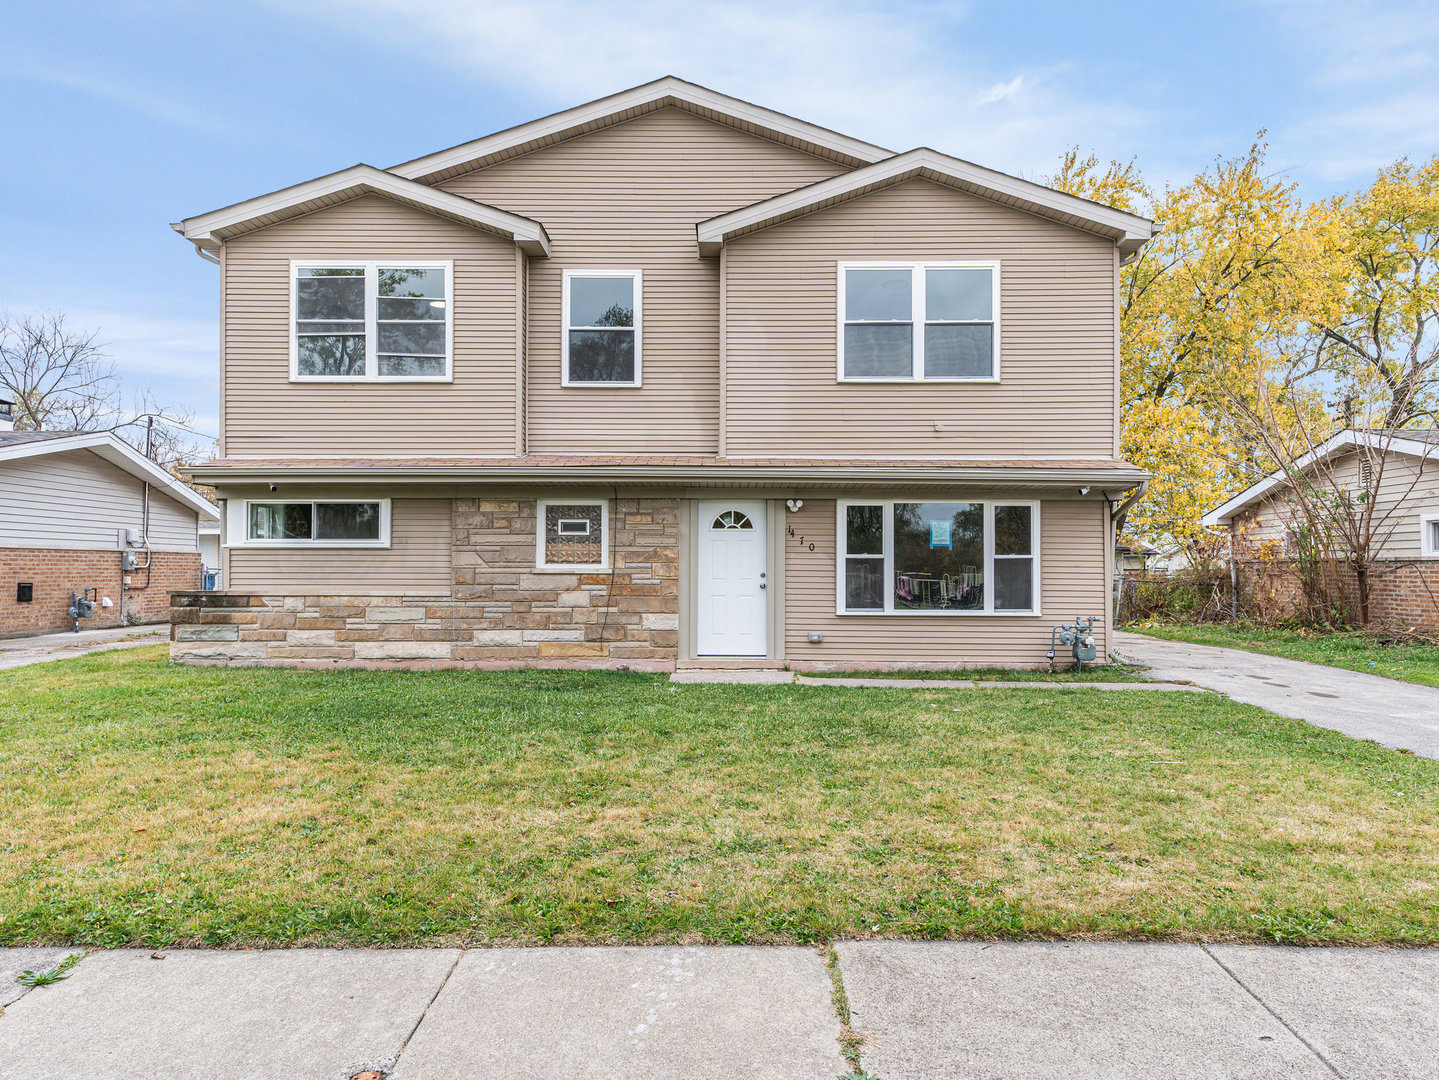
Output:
[839,262,998,381]
[292,262,452,381]
[239,499,390,548]
[837,499,1038,614]
[536,498,609,570]
[562,270,641,386]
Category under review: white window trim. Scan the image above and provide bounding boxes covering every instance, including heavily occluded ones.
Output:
[836,261,1001,383]
[289,260,454,383]
[1422,513,1439,558]
[536,497,610,571]
[227,498,391,549]
[834,498,1040,616]
[561,269,643,387]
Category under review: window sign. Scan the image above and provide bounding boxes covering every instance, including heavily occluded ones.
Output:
[929,520,952,549]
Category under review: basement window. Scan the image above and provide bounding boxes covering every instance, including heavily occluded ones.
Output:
[836,499,1038,615]
[241,500,390,547]
[537,499,608,570]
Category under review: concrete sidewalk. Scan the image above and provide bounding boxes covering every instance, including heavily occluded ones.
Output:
[1115,630,1439,759]
[0,624,167,670]
[2,942,1436,1078]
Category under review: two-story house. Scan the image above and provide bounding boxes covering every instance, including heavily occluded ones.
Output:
[169,78,1153,670]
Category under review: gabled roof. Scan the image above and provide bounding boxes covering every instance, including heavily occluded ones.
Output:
[0,430,220,521]
[173,164,551,257]
[696,147,1158,257]
[389,76,892,184]
[1201,429,1439,527]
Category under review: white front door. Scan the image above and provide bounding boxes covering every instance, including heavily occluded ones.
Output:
[697,500,768,657]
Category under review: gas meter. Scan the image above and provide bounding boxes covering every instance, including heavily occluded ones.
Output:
[68,588,98,633]
[1047,615,1099,672]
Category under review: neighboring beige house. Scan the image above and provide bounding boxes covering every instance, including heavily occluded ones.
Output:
[0,408,220,635]
[1202,429,1439,628]
[169,77,1154,670]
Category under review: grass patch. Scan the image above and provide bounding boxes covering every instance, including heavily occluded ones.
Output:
[803,664,1148,682]
[1,646,1437,948]
[1130,621,1439,688]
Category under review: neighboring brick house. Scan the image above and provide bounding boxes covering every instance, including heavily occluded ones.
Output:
[0,409,220,635]
[168,77,1154,670]
[1202,429,1439,629]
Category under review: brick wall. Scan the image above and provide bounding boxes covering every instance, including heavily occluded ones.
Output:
[1367,561,1439,630]
[1,548,201,636]
[1237,557,1439,631]
[170,497,682,669]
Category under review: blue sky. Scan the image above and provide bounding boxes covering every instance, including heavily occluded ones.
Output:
[3,0,1437,442]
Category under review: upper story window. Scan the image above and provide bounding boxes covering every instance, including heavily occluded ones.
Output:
[562,270,641,386]
[292,262,451,382]
[240,499,390,548]
[838,262,999,382]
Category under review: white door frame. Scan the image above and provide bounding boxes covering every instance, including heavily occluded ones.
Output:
[696,499,768,657]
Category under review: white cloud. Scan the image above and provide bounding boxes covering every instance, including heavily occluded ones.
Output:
[2,53,230,134]
[978,76,1024,105]
[269,0,1150,178]
[49,309,220,437]
[1264,0,1439,184]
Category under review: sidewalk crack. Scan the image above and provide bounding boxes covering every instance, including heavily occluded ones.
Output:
[390,947,465,1071]
[1201,945,1343,1078]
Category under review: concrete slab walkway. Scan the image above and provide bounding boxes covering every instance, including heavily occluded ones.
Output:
[3,943,1436,1078]
[1115,630,1439,758]
[840,940,1439,1079]
[0,624,167,670]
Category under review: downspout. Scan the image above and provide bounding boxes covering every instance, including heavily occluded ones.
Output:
[1109,480,1148,528]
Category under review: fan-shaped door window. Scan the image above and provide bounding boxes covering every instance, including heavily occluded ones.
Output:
[711,509,754,530]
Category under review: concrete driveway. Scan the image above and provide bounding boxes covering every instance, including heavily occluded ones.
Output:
[1115,630,1439,759]
[0,625,167,670]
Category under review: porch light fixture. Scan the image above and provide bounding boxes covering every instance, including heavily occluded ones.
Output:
[786,499,804,512]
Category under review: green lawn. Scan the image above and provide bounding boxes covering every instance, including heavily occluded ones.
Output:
[2,646,1437,949]
[1130,621,1439,688]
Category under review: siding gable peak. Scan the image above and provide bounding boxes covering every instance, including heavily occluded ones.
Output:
[697,146,1157,258]
[388,76,892,184]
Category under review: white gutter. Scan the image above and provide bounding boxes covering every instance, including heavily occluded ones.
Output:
[187,462,1149,488]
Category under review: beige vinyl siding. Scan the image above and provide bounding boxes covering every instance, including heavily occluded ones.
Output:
[784,496,1111,665]
[723,179,1118,458]
[1242,450,1439,559]
[221,195,519,457]
[225,497,452,593]
[439,107,848,455]
[0,450,199,552]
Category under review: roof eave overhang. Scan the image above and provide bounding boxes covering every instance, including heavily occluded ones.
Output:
[697,147,1156,257]
[1200,431,1439,526]
[0,432,220,520]
[189,462,1148,489]
[173,164,551,257]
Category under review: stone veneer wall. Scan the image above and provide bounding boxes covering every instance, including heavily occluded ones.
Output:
[170,497,680,668]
